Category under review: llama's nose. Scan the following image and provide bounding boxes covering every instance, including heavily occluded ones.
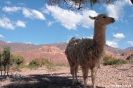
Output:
[112,18,115,23]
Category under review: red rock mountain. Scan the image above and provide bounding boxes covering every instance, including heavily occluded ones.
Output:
[121,50,133,57]
[12,46,67,64]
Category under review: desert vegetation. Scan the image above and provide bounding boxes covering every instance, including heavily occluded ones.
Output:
[103,55,128,66]
[10,54,25,71]
[0,46,11,77]
[28,58,54,69]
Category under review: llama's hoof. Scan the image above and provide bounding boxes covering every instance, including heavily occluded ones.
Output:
[72,81,80,87]
[75,81,80,84]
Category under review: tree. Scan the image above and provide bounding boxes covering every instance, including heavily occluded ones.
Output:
[0,46,11,77]
[0,48,2,76]
[46,0,132,10]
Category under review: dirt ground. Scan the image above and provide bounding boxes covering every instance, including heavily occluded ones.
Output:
[0,64,133,88]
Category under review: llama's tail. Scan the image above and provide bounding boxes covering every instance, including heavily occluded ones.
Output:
[65,37,75,54]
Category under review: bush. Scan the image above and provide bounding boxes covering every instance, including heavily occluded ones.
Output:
[103,55,128,66]
[28,58,54,69]
[28,59,38,69]
[11,54,25,71]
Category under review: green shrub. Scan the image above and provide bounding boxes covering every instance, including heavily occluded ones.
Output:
[103,55,127,66]
[11,54,25,71]
[28,58,54,69]
[127,57,133,63]
[28,59,38,69]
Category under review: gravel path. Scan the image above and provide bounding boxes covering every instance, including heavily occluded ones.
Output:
[0,64,133,88]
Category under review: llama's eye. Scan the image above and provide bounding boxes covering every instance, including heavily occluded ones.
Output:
[103,16,106,18]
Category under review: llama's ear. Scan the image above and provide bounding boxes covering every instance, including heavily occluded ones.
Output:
[89,16,96,20]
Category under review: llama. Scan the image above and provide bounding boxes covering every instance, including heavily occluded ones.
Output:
[65,14,115,88]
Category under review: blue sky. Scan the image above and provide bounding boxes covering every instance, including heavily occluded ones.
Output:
[0,0,133,49]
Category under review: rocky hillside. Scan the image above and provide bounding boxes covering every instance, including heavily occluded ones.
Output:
[12,46,67,64]
[104,45,124,55]
[121,50,133,57]
[125,46,133,51]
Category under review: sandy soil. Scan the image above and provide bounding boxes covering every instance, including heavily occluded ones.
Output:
[0,64,133,88]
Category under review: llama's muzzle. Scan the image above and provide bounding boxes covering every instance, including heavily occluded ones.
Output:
[111,18,115,23]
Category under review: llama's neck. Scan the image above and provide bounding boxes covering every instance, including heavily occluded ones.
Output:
[93,23,106,48]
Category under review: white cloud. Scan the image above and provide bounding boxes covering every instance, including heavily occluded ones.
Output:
[0,17,15,30]
[106,33,125,48]
[128,41,133,46]
[81,10,97,28]
[113,33,125,39]
[124,0,132,5]
[7,41,12,43]
[105,0,132,21]
[45,5,98,30]
[0,17,27,30]
[106,40,118,48]
[87,35,93,39]
[22,8,45,20]
[2,6,21,13]
[75,34,79,36]
[45,5,82,30]
[105,1,125,20]
[5,1,12,5]
[129,14,133,18]
[47,21,55,27]
[0,34,4,38]
[16,20,26,27]
[18,2,25,6]
[23,42,32,44]
[2,6,45,20]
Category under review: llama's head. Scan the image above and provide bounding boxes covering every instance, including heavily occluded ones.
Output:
[89,14,115,26]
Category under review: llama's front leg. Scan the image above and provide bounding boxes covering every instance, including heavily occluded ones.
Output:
[82,67,89,88]
[91,66,98,88]
[75,65,79,84]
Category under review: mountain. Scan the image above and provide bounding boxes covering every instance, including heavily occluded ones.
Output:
[0,40,43,52]
[121,50,133,56]
[45,42,67,50]
[104,45,124,55]
[12,45,67,64]
[125,46,133,51]
[0,40,125,54]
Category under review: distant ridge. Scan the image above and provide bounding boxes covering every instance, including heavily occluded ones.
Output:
[125,46,133,51]
[0,40,43,52]
[0,40,132,54]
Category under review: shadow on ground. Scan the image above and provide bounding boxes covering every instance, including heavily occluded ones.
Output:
[2,73,105,88]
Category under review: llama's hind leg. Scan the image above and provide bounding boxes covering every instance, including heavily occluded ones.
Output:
[70,66,75,85]
[82,67,89,88]
[91,66,98,88]
[70,63,79,85]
